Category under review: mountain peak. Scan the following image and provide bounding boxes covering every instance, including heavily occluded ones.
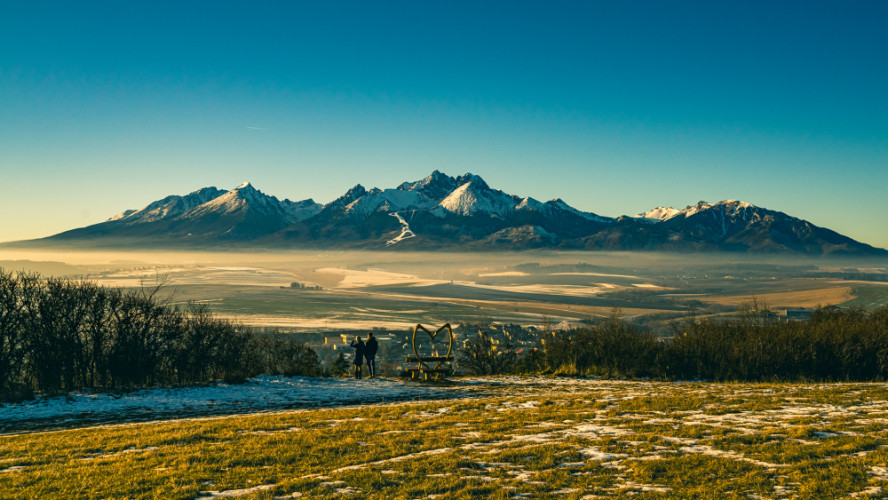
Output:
[636,206,681,222]
[397,171,458,199]
[515,196,544,211]
[345,184,367,200]
[436,178,515,217]
[454,173,489,191]
[718,199,755,210]
[397,171,491,198]
[325,184,368,210]
[678,200,762,219]
[225,182,271,206]
[427,169,447,180]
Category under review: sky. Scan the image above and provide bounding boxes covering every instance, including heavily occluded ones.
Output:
[1,0,887,249]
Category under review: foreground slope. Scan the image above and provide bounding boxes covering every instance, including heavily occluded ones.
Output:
[3,377,888,499]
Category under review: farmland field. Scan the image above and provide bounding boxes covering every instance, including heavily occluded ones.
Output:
[2,249,886,333]
[3,377,888,499]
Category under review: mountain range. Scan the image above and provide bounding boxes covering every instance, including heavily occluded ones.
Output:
[11,171,887,256]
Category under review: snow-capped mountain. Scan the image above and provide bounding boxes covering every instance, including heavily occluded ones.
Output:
[542,199,614,224]
[343,188,431,217]
[16,172,887,256]
[44,182,322,242]
[184,182,321,226]
[586,199,878,254]
[433,176,519,217]
[636,206,682,223]
[397,170,462,199]
[108,187,226,223]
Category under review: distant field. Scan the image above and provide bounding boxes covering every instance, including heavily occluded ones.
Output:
[696,286,855,309]
[3,378,888,499]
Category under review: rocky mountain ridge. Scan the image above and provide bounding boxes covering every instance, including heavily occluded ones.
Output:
[15,171,887,256]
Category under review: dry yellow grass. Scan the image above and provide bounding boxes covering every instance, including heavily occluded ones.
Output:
[697,286,854,308]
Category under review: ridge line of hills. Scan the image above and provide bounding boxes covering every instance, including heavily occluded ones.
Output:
[8,171,886,256]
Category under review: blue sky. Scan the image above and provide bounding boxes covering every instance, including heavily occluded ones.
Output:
[2,1,887,249]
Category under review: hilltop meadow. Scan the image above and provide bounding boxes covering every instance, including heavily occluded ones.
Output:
[3,378,888,499]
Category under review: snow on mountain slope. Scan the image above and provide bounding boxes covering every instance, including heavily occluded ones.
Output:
[514,197,612,223]
[515,197,546,212]
[108,187,226,223]
[637,201,760,223]
[396,170,459,199]
[344,188,432,217]
[108,209,137,221]
[435,179,518,217]
[282,198,323,222]
[675,200,752,218]
[545,199,614,223]
[323,184,368,211]
[679,201,713,218]
[386,212,416,246]
[636,206,681,222]
[188,185,255,217]
[186,182,320,224]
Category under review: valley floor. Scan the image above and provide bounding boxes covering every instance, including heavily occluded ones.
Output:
[2,377,888,498]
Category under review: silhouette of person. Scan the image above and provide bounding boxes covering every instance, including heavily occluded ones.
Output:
[365,332,379,378]
[350,336,365,379]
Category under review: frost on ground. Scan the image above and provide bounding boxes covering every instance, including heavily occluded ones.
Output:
[5,377,888,498]
[195,484,276,499]
[305,377,888,499]
[331,447,453,473]
[0,375,486,433]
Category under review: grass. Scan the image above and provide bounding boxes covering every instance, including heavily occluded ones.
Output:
[846,284,888,310]
[3,378,888,499]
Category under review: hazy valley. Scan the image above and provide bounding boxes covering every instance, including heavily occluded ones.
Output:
[3,248,887,376]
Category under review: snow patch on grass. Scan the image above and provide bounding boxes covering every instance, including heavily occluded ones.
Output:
[679,445,784,469]
[196,484,276,498]
[579,447,628,461]
[331,447,452,473]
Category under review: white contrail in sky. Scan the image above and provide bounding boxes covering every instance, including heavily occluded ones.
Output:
[246,126,267,130]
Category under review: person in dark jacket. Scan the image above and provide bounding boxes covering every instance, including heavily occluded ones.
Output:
[349,336,365,379]
[364,332,379,378]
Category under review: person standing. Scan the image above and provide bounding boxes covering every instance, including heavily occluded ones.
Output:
[349,336,366,379]
[365,332,379,378]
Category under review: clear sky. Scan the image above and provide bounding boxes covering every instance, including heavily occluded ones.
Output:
[2,1,886,249]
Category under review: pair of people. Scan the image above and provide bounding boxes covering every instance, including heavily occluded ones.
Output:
[349,332,378,378]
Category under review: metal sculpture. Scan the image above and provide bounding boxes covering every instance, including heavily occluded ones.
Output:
[405,323,455,380]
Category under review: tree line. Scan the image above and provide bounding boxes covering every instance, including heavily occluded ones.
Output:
[459,304,888,381]
[0,269,321,402]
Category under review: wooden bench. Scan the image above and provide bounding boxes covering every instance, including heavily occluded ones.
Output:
[406,356,454,363]
[405,356,455,380]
